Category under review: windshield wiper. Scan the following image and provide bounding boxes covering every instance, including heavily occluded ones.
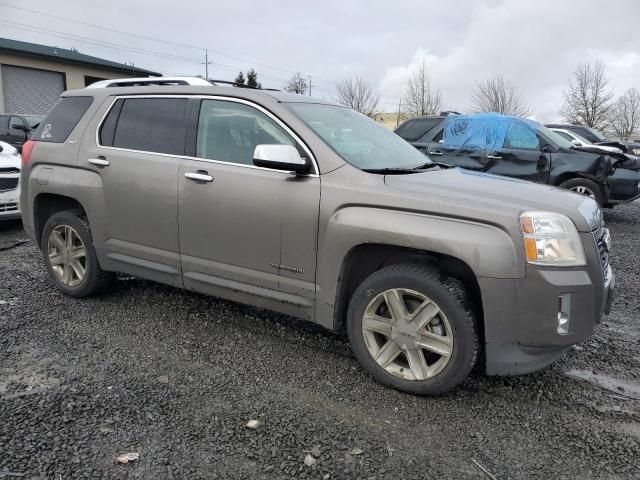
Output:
[362,167,423,174]
[413,161,454,169]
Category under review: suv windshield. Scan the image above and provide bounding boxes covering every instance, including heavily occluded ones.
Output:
[286,103,430,170]
[583,126,606,142]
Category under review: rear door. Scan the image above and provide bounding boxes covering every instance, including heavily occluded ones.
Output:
[178,97,320,320]
[484,121,550,183]
[426,127,487,170]
[81,96,189,286]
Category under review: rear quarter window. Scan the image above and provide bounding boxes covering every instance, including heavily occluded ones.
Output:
[32,96,94,143]
[395,118,442,142]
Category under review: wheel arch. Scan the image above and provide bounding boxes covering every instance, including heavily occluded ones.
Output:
[33,193,87,247]
[333,243,484,344]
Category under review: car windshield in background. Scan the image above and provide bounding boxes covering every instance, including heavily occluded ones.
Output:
[538,124,575,150]
[286,103,430,170]
[585,126,607,142]
[24,115,44,128]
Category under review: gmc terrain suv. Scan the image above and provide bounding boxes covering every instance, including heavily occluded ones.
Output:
[20,78,614,395]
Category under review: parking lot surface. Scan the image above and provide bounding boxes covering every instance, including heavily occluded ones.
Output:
[1,203,639,479]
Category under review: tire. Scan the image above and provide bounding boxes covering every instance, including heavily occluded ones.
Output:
[347,264,478,396]
[559,178,604,206]
[40,211,112,297]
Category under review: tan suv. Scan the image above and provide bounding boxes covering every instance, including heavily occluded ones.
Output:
[20,78,614,395]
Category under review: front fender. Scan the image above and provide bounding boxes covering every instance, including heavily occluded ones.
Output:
[316,206,522,310]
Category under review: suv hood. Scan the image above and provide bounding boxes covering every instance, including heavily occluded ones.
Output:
[384,167,600,232]
[0,142,20,169]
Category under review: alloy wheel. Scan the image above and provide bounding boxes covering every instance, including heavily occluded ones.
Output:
[570,185,596,199]
[47,225,87,287]
[361,288,453,381]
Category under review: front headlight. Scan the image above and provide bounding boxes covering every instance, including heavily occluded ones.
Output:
[520,211,586,266]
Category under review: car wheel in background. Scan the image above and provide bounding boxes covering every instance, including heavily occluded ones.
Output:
[559,178,604,206]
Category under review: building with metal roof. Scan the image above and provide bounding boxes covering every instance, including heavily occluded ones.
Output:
[0,37,161,115]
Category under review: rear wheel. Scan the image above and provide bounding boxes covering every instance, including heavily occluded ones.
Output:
[559,178,604,206]
[41,211,112,297]
[347,264,478,395]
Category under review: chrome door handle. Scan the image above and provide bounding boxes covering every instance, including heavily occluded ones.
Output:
[487,155,502,160]
[428,151,443,156]
[88,158,109,167]
[185,172,214,183]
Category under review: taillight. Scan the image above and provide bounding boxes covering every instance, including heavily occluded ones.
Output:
[21,140,36,166]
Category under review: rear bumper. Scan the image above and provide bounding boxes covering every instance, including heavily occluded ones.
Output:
[480,262,613,376]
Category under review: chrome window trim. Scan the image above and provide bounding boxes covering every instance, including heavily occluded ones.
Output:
[94,94,319,176]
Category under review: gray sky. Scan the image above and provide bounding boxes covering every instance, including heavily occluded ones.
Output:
[2,0,639,121]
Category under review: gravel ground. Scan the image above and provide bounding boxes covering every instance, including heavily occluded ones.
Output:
[1,203,639,480]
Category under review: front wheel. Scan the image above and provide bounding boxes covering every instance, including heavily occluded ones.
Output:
[347,264,479,395]
[559,178,604,206]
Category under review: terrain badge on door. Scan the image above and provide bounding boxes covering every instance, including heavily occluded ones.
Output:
[270,263,304,274]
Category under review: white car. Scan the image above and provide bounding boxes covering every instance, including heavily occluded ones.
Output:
[0,141,21,221]
[550,128,622,154]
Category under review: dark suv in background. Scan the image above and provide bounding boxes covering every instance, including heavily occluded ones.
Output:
[0,114,44,152]
[396,114,640,207]
[546,123,640,156]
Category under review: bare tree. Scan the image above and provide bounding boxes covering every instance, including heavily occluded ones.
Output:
[608,88,640,140]
[403,60,442,116]
[562,60,613,130]
[334,76,380,116]
[471,75,530,116]
[284,73,308,95]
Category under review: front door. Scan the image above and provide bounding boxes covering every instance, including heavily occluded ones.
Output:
[484,121,551,183]
[426,128,487,170]
[179,98,320,320]
[81,96,189,286]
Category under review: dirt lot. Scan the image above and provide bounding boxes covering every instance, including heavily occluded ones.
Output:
[1,203,639,479]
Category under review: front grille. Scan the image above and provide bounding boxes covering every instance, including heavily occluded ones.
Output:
[593,226,611,282]
[0,177,19,192]
[0,202,18,213]
[0,167,20,174]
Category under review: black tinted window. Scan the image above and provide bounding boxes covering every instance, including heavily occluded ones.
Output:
[99,99,124,147]
[0,116,8,130]
[32,96,93,143]
[112,98,188,155]
[395,118,442,141]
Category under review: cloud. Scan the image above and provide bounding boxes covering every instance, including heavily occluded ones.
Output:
[378,0,640,121]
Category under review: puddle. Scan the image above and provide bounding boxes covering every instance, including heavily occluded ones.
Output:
[565,369,640,399]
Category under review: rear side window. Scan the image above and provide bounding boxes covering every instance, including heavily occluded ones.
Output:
[395,118,442,142]
[107,98,188,155]
[0,116,8,130]
[33,96,93,143]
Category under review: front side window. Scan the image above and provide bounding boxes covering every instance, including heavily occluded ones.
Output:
[395,117,442,142]
[109,98,188,155]
[503,122,539,150]
[196,100,295,165]
[9,116,23,130]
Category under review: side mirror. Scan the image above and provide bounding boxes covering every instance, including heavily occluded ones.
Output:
[253,144,310,174]
[571,139,582,147]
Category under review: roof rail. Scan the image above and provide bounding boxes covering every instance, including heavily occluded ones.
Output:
[86,77,214,88]
[208,79,280,91]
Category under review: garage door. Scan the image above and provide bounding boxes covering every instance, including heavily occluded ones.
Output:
[2,65,65,115]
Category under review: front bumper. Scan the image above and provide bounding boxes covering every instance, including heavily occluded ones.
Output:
[0,184,21,221]
[480,230,612,376]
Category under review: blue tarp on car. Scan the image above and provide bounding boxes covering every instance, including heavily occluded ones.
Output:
[443,113,540,152]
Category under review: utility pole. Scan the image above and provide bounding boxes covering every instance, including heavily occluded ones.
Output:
[308,75,312,96]
[203,49,212,79]
[396,98,402,128]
